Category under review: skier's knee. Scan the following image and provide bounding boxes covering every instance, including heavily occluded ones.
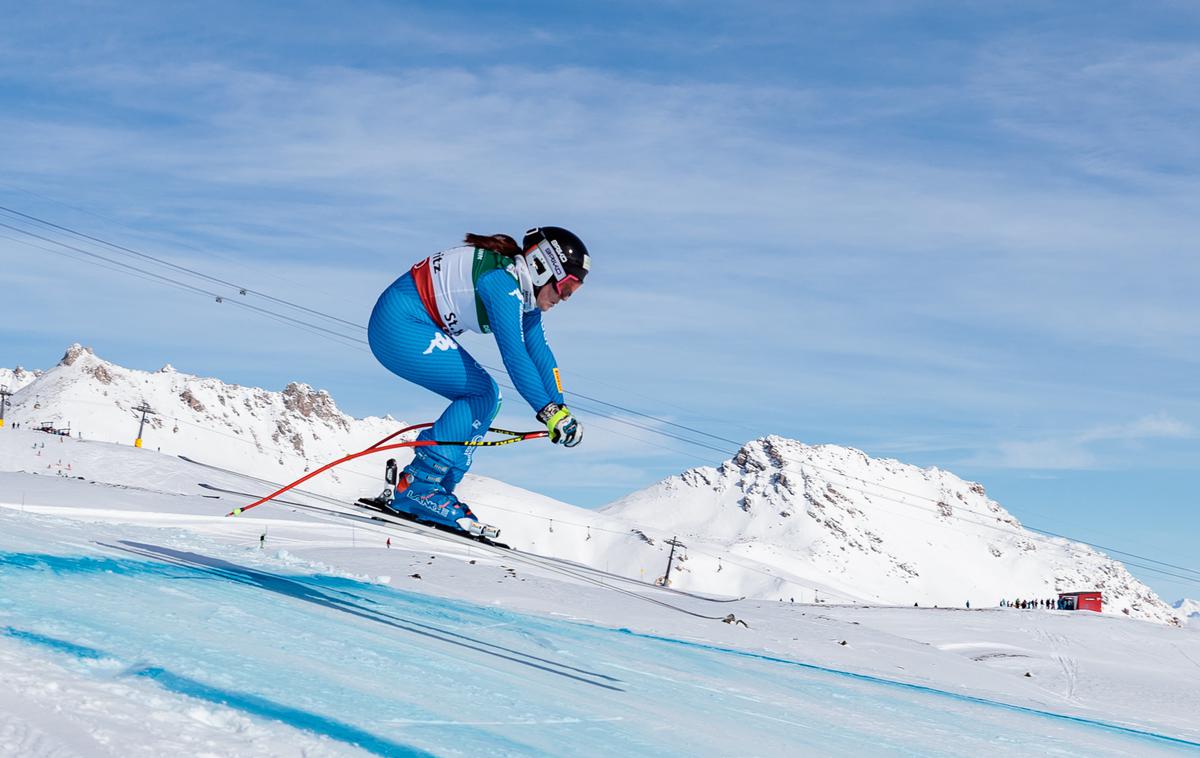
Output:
[480,374,500,407]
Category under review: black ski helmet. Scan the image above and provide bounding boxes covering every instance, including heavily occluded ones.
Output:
[522,226,590,290]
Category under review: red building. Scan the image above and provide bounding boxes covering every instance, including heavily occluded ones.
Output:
[1058,591,1103,612]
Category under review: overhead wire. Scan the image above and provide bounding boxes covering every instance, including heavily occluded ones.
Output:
[5,204,1199,595]
[0,204,364,331]
[0,219,368,351]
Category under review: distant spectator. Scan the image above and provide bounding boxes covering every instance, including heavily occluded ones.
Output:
[966,600,970,609]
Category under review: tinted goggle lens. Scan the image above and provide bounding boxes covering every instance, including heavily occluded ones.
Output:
[555,275,581,297]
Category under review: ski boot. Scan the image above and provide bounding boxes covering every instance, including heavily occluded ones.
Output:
[398,448,501,539]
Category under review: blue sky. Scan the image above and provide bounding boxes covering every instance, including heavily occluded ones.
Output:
[2,2,1198,601]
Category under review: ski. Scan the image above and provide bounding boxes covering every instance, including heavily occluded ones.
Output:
[353,496,511,549]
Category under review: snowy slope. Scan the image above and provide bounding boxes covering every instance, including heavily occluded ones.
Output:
[0,432,1198,756]
[602,436,1179,624]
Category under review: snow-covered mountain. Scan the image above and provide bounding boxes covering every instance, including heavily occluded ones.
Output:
[602,436,1180,624]
[0,365,40,393]
[0,344,400,498]
[0,345,1182,625]
[1175,599,1200,624]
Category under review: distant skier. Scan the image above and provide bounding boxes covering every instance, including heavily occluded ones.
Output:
[367,228,589,537]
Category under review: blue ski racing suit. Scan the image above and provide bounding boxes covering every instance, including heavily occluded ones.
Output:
[367,245,568,530]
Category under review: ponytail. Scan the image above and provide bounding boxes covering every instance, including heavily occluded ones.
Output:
[464,233,521,257]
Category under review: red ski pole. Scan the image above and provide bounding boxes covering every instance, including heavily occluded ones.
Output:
[225,424,546,517]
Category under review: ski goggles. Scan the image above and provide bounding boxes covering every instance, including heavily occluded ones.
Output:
[555,274,582,298]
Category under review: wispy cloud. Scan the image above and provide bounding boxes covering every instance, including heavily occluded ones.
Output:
[968,413,1195,470]
[1078,413,1194,443]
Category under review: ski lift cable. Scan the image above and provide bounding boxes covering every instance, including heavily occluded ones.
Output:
[0,221,368,350]
[0,208,973,483]
[0,204,364,331]
[0,182,354,317]
[9,207,1198,586]
[4,217,724,435]
[0,192,760,436]
[4,201,1183,559]
[0,206,748,444]
[0,230,189,290]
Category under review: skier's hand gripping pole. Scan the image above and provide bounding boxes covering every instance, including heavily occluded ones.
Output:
[537,402,583,447]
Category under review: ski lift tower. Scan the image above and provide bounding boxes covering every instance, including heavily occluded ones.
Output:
[133,401,156,448]
[661,536,686,586]
[0,385,11,428]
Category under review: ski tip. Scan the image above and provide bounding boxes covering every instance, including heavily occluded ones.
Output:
[227,508,243,517]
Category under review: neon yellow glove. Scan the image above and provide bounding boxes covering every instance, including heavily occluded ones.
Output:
[537,402,583,447]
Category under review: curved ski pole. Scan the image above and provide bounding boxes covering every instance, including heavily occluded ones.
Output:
[365,422,433,450]
[226,425,547,517]
[364,423,542,451]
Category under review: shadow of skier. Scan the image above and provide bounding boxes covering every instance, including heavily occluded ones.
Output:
[102,541,624,691]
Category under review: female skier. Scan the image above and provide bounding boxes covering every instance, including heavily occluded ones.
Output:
[367,227,589,538]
